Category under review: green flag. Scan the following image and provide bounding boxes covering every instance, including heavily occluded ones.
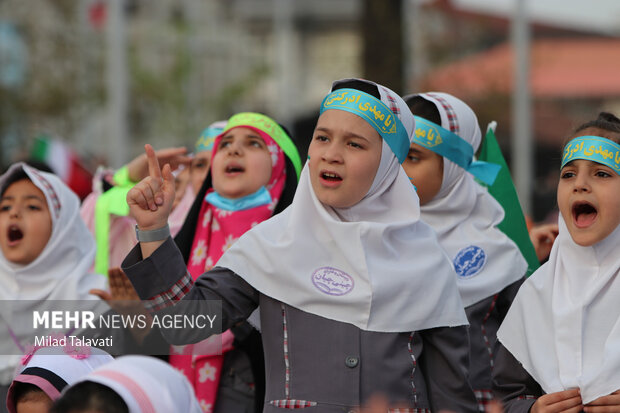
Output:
[478,123,540,276]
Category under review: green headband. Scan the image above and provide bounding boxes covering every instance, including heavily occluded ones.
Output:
[561,136,620,175]
[223,112,302,180]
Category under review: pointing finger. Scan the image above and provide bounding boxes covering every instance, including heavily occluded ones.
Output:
[145,144,163,180]
[162,163,175,185]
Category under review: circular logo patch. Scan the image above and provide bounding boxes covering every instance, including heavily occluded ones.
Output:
[453,246,487,278]
[311,267,354,296]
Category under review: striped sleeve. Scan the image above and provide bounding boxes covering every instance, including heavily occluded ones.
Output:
[122,237,195,311]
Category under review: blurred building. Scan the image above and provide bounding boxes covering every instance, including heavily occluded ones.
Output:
[413,0,620,221]
[0,0,364,169]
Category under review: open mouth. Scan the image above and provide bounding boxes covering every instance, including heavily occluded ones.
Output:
[572,201,597,228]
[8,225,23,243]
[225,164,245,174]
[320,171,342,182]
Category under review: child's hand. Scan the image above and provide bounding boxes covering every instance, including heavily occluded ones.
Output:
[126,146,191,183]
[531,389,582,413]
[127,144,175,231]
[584,390,620,412]
[529,223,559,262]
[90,268,153,345]
[90,267,140,302]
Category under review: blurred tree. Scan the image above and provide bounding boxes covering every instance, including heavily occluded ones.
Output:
[362,0,403,93]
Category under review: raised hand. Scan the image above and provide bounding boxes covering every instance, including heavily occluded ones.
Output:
[127,144,176,231]
[126,146,192,183]
[529,223,559,262]
[90,267,141,302]
[90,267,152,345]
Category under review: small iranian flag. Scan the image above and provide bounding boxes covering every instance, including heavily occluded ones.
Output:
[30,135,93,200]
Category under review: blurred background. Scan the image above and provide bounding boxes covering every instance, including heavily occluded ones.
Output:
[1,0,620,222]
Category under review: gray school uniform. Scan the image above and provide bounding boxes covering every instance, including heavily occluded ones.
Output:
[491,343,541,413]
[0,385,8,413]
[123,238,478,412]
[464,277,525,411]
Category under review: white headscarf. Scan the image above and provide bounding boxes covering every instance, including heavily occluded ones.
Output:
[0,163,106,301]
[497,216,620,403]
[0,163,107,384]
[410,92,527,306]
[75,355,202,413]
[218,79,467,333]
[7,345,113,413]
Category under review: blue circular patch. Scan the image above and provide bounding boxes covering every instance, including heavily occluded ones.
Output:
[453,246,487,278]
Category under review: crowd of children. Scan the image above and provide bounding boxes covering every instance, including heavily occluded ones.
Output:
[1,75,619,413]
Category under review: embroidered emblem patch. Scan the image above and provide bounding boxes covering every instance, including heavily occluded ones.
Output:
[453,246,487,278]
[311,267,354,296]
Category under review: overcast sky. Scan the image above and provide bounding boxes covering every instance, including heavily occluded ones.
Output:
[451,0,620,34]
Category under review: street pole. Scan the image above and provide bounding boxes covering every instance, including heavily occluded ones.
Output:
[274,0,295,128]
[106,0,129,167]
[402,0,424,94]
[511,0,533,216]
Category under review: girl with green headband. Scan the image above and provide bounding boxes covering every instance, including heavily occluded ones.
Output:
[403,92,529,411]
[494,112,620,412]
[148,112,300,413]
[121,79,477,412]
